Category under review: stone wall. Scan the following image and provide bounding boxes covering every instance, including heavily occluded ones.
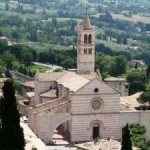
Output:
[18,102,28,116]
[71,113,121,142]
[72,78,120,114]
[120,111,150,141]
[34,80,56,104]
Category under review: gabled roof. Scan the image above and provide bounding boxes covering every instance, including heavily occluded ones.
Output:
[79,72,100,81]
[35,71,101,93]
[35,72,65,81]
[21,81,35,89]
[74,77,120,95]
[57,72,90,92]
[35,71,119,94]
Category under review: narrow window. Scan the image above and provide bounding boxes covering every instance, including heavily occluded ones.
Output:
[84,48,87,54]
[84,34,88,44]
[89,48,92,54]
[88,34,92,44]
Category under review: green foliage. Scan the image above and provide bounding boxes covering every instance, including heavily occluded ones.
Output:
[127,69,147,95]
[5,3,9,11]
[130,124,150,150]
[146,65,150,79]
[0,79,25,150]
[38,49,76,70]
[121,124,132,150]
[61,58,75,70]
[0,51,18,70]
[138,81,150,105]
[111,56,127,77]
[131,135,147,150]
[130,124,146,135]
[96,53,127,78]
[53,68,63,72]
[138,92,150,105]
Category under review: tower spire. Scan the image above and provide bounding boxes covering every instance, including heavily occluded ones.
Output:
[83,7,91,30]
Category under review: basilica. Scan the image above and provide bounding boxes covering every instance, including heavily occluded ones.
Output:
[28,10,150,144]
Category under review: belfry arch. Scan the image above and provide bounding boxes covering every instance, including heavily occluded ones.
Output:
[88,34,92,44]
[84,34,88,44]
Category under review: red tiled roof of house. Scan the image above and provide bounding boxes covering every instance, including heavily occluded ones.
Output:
[21,81,35,89]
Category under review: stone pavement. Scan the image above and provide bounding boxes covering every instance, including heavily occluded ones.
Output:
[47,146,77,150]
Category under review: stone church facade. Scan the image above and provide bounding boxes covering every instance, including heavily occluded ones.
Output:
[28,10,150,144]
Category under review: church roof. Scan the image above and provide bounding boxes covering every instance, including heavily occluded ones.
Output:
[35,72,65,81]
[57,72,89,92]
[35,71,101,93]
[79,72,100,81]
[35,71,102,93]
[21,81,35,89]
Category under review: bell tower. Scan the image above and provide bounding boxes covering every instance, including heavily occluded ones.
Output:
[77,8,95,74]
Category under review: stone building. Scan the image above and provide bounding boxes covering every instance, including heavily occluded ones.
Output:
[28,10,150,144]
[105,77,129,96]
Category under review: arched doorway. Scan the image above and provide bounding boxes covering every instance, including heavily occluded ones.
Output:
[93,123,100,139]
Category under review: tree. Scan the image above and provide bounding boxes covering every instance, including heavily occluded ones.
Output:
[111,56,127,77]
[0,79,25,150]
[11,30,20,42]
[135,63,138,69]
[61,58,75,70]
[138,92,150,107]
[146,65,150,79]
[5,3,9,11]
[52,17,58,29]
[21,51,33,66]
[127,70,147,95]
[0,51,18,70]
[130,124,148,150]
[121,124,133,150]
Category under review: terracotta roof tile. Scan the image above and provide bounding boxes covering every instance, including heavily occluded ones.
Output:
[22,81,35,89]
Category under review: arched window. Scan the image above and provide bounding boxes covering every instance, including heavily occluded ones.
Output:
[84,34,88,44]
[88,34,92,44]
[84,48,87,54]
[89,48,92,54]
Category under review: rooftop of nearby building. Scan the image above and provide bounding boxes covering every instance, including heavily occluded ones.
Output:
[40,90,57,98]
[35,72,65,82]
[105,77,126,82]
[21,81,35,89]
[120,92,149,109]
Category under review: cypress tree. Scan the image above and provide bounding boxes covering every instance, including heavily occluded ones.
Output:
[146,65,150,79]
[121,124,133,150]
[0,79,25,150]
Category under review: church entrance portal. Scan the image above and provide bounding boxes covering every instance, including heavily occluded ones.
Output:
[93,123,100,139]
